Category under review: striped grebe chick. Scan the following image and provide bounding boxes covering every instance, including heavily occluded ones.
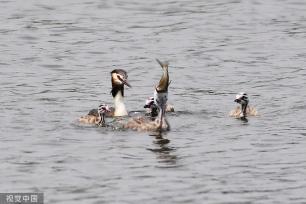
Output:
[79,104,111,126]
[123,59,171,132]
[144,96,174,118]
[229,92,258,119]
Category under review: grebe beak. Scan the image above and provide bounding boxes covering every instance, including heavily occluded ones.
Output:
[118,76,131,88]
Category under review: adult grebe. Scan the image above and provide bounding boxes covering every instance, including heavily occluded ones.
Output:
[110,69,131,116]
[144,96,174,117]
[123,59,171,132]
[229,92,258,118]
[83,69,131,118]
[79,104,111,126]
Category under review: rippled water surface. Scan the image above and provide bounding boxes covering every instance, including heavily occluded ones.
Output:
[1,0,306,203]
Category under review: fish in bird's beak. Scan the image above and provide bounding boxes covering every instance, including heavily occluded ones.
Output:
[155,59,169,93]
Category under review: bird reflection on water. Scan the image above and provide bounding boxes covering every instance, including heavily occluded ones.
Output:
[147,132,178,167]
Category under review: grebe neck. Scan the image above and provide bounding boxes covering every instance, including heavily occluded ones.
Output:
[98,113,106,126]
[113,90,128,116]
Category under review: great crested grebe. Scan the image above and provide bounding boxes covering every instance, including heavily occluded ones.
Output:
[123,59,171,131]
[82,69,131,119]
[79,104,111,126]
[110,69,131,116]
[144,96,174,117]
[229,92,258,118]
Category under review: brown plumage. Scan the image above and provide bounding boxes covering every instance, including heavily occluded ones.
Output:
[79,104,111,126]
[122,116,170,132]
[229,106,258,118]
[78,115,101,124]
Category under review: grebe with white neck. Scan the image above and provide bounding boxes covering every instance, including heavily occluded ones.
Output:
[110,69,131,117]
[79,69,131,122]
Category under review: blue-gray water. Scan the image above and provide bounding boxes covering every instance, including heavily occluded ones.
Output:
[1,0,306,203]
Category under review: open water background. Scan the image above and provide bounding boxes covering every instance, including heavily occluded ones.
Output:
[1,0,306,203]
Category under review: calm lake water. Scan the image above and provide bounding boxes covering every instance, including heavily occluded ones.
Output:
[1,0,306,203]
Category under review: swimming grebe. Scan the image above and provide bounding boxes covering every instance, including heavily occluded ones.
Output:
[123,59,171,131]
[84,69,131,118]
[110,69,131,116]
[229,92,258,118]
[154,59,170,130]
[79,104,111,126]
[144,96,174,117]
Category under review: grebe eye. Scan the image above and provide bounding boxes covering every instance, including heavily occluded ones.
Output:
[118,74,125,81]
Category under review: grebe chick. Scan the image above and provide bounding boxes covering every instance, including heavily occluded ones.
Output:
[123,59,171,132]
[79,104,111,126]
[85,69,131,118]
[144,97,174,118]
[229,92,258,118]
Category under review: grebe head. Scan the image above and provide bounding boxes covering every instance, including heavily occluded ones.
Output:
[110,69,131,117]
[144,97,158,117]
[234,92,249,104]
[154,59,170,131]
[111,69,131,87]
[111,69,131,97]
[234,92,249,118]
[98,104,111,126]
[98,104,111,114]
[144,97,154,108]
